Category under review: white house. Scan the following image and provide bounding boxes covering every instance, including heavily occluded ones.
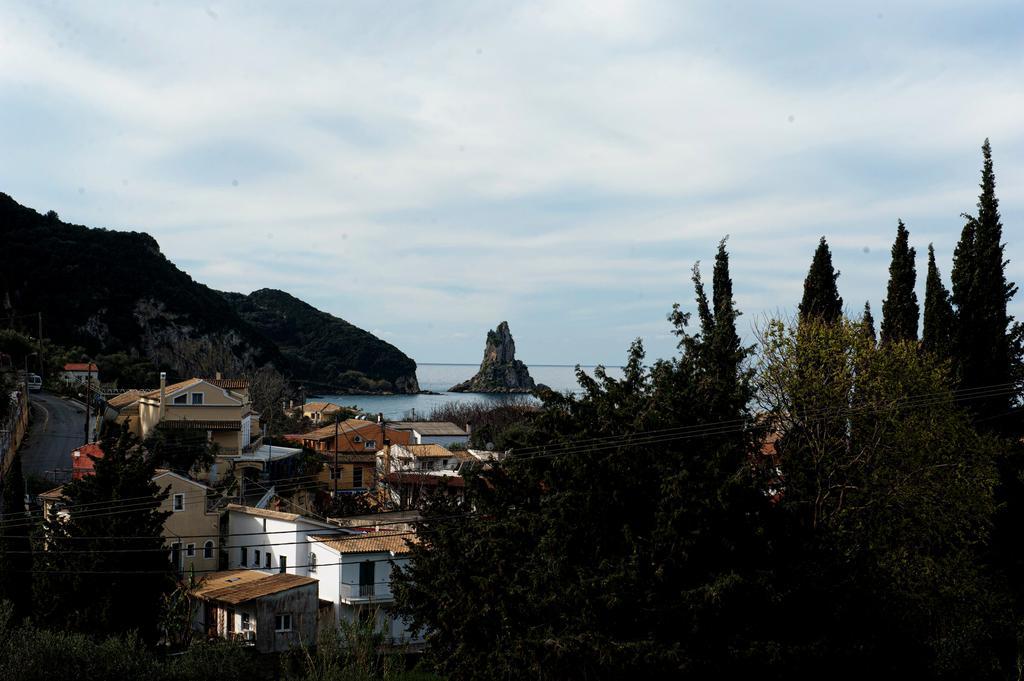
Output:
[223,504,420,645]
[224,504,340,575]
[307,530,421,644]
[60,362,99,385]
[388,422,470,448]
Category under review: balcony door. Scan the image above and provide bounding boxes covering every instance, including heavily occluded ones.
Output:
[359,560,375,597]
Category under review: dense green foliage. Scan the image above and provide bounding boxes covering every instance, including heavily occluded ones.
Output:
[0,601,267,681]
[223,288,419,393]
[880,219,919,343]
[33,430,173,642]
[798,236,843,324]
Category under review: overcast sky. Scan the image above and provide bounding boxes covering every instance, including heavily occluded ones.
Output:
[1,1,1022,365]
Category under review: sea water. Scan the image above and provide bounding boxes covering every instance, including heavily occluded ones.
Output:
[312,363,625,419]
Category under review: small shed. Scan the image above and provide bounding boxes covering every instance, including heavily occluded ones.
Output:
[192,570,319,654]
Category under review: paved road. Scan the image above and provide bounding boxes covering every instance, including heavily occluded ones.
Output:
[19,392,90,486]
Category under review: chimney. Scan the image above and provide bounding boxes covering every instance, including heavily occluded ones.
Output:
[158,372,167,420]
[215,371,222,380]
[465,423,473,436]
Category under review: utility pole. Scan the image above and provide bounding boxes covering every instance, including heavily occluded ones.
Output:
[84,362,92,443]
[333,416,339,499]
[37,312,43,385]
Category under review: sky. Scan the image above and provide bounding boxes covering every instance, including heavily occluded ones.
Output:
[1,1,1023,366]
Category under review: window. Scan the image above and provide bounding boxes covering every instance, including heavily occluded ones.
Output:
[253,550,261,567]
[241,546,248,565]
[330,466,341,480]
[265,552,271,568]
[170,542,181,569]
[204,540,214,559]
[227,608,235,633]
[173,394,188,405]
[364,439,376,450]
[172,493,184,511]
[279,555,287,573]
[274,613,292,632]
[352,467,363,488]
[191,392,204,405]
[442,459,449,468]
[186,543,195,557]
[359,560,375,597]
[241,612,251,631]
[309,552,317,573]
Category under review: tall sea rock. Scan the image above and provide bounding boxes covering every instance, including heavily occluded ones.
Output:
[450,322,536,393]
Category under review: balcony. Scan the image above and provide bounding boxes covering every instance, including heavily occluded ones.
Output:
[339,582,394,603]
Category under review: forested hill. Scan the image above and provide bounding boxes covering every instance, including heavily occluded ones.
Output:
[221,289,419,394]
[0,193,418,392]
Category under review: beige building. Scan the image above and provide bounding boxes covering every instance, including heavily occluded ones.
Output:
[301,401,344,425]
[138,374,260,455]
[156,469,222,575]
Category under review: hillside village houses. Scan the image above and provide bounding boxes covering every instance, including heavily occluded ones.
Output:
[39,372,488,652]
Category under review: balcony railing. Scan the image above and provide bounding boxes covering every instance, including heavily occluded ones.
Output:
[340,582,393,603]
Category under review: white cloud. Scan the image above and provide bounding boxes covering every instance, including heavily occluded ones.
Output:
[0,0,1022,363]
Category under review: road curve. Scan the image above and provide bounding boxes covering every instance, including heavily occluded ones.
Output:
[19,392,88,486]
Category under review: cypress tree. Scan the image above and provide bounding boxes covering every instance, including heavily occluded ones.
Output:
[709,238,746,405]
[860,301,876,342]
[950,139,1021,425]
[799,237,843,324]
[922,244,954,359]
[880,219,918,344]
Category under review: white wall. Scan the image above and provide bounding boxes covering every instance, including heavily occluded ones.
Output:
[225,510,335,577]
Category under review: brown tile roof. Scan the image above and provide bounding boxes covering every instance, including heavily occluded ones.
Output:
[397,444,455,459]
[304,419,379,440]
[106,390,142,409]
[38,485,65,500]
[194,570,317,604]
[310,530,415,555]
[208,378,249,390]
[158,420,241,431]
[226,503,303,522]
[303,401,334,413]
[390,422,468,436]
[141,378,201,400]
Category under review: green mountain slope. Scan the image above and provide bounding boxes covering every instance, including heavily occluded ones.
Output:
[0,193,418,393]
[221,289,419,394]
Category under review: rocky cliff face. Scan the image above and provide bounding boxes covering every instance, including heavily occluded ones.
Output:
[450,321,536,393]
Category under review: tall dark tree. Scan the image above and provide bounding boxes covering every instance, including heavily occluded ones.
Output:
[394,240,771,679]
[33,430,172,642]
[0,450,32,620]
[799,237,843,324]
[880,220,918,344]
[860,301,876,342]
[950,139,1022,427]
[922,244,954,359]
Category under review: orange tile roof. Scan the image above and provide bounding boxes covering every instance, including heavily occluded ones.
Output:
[193,570,317,604]
[310,530,415,555]
[106,390,142,409]
[63,363,98,372]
